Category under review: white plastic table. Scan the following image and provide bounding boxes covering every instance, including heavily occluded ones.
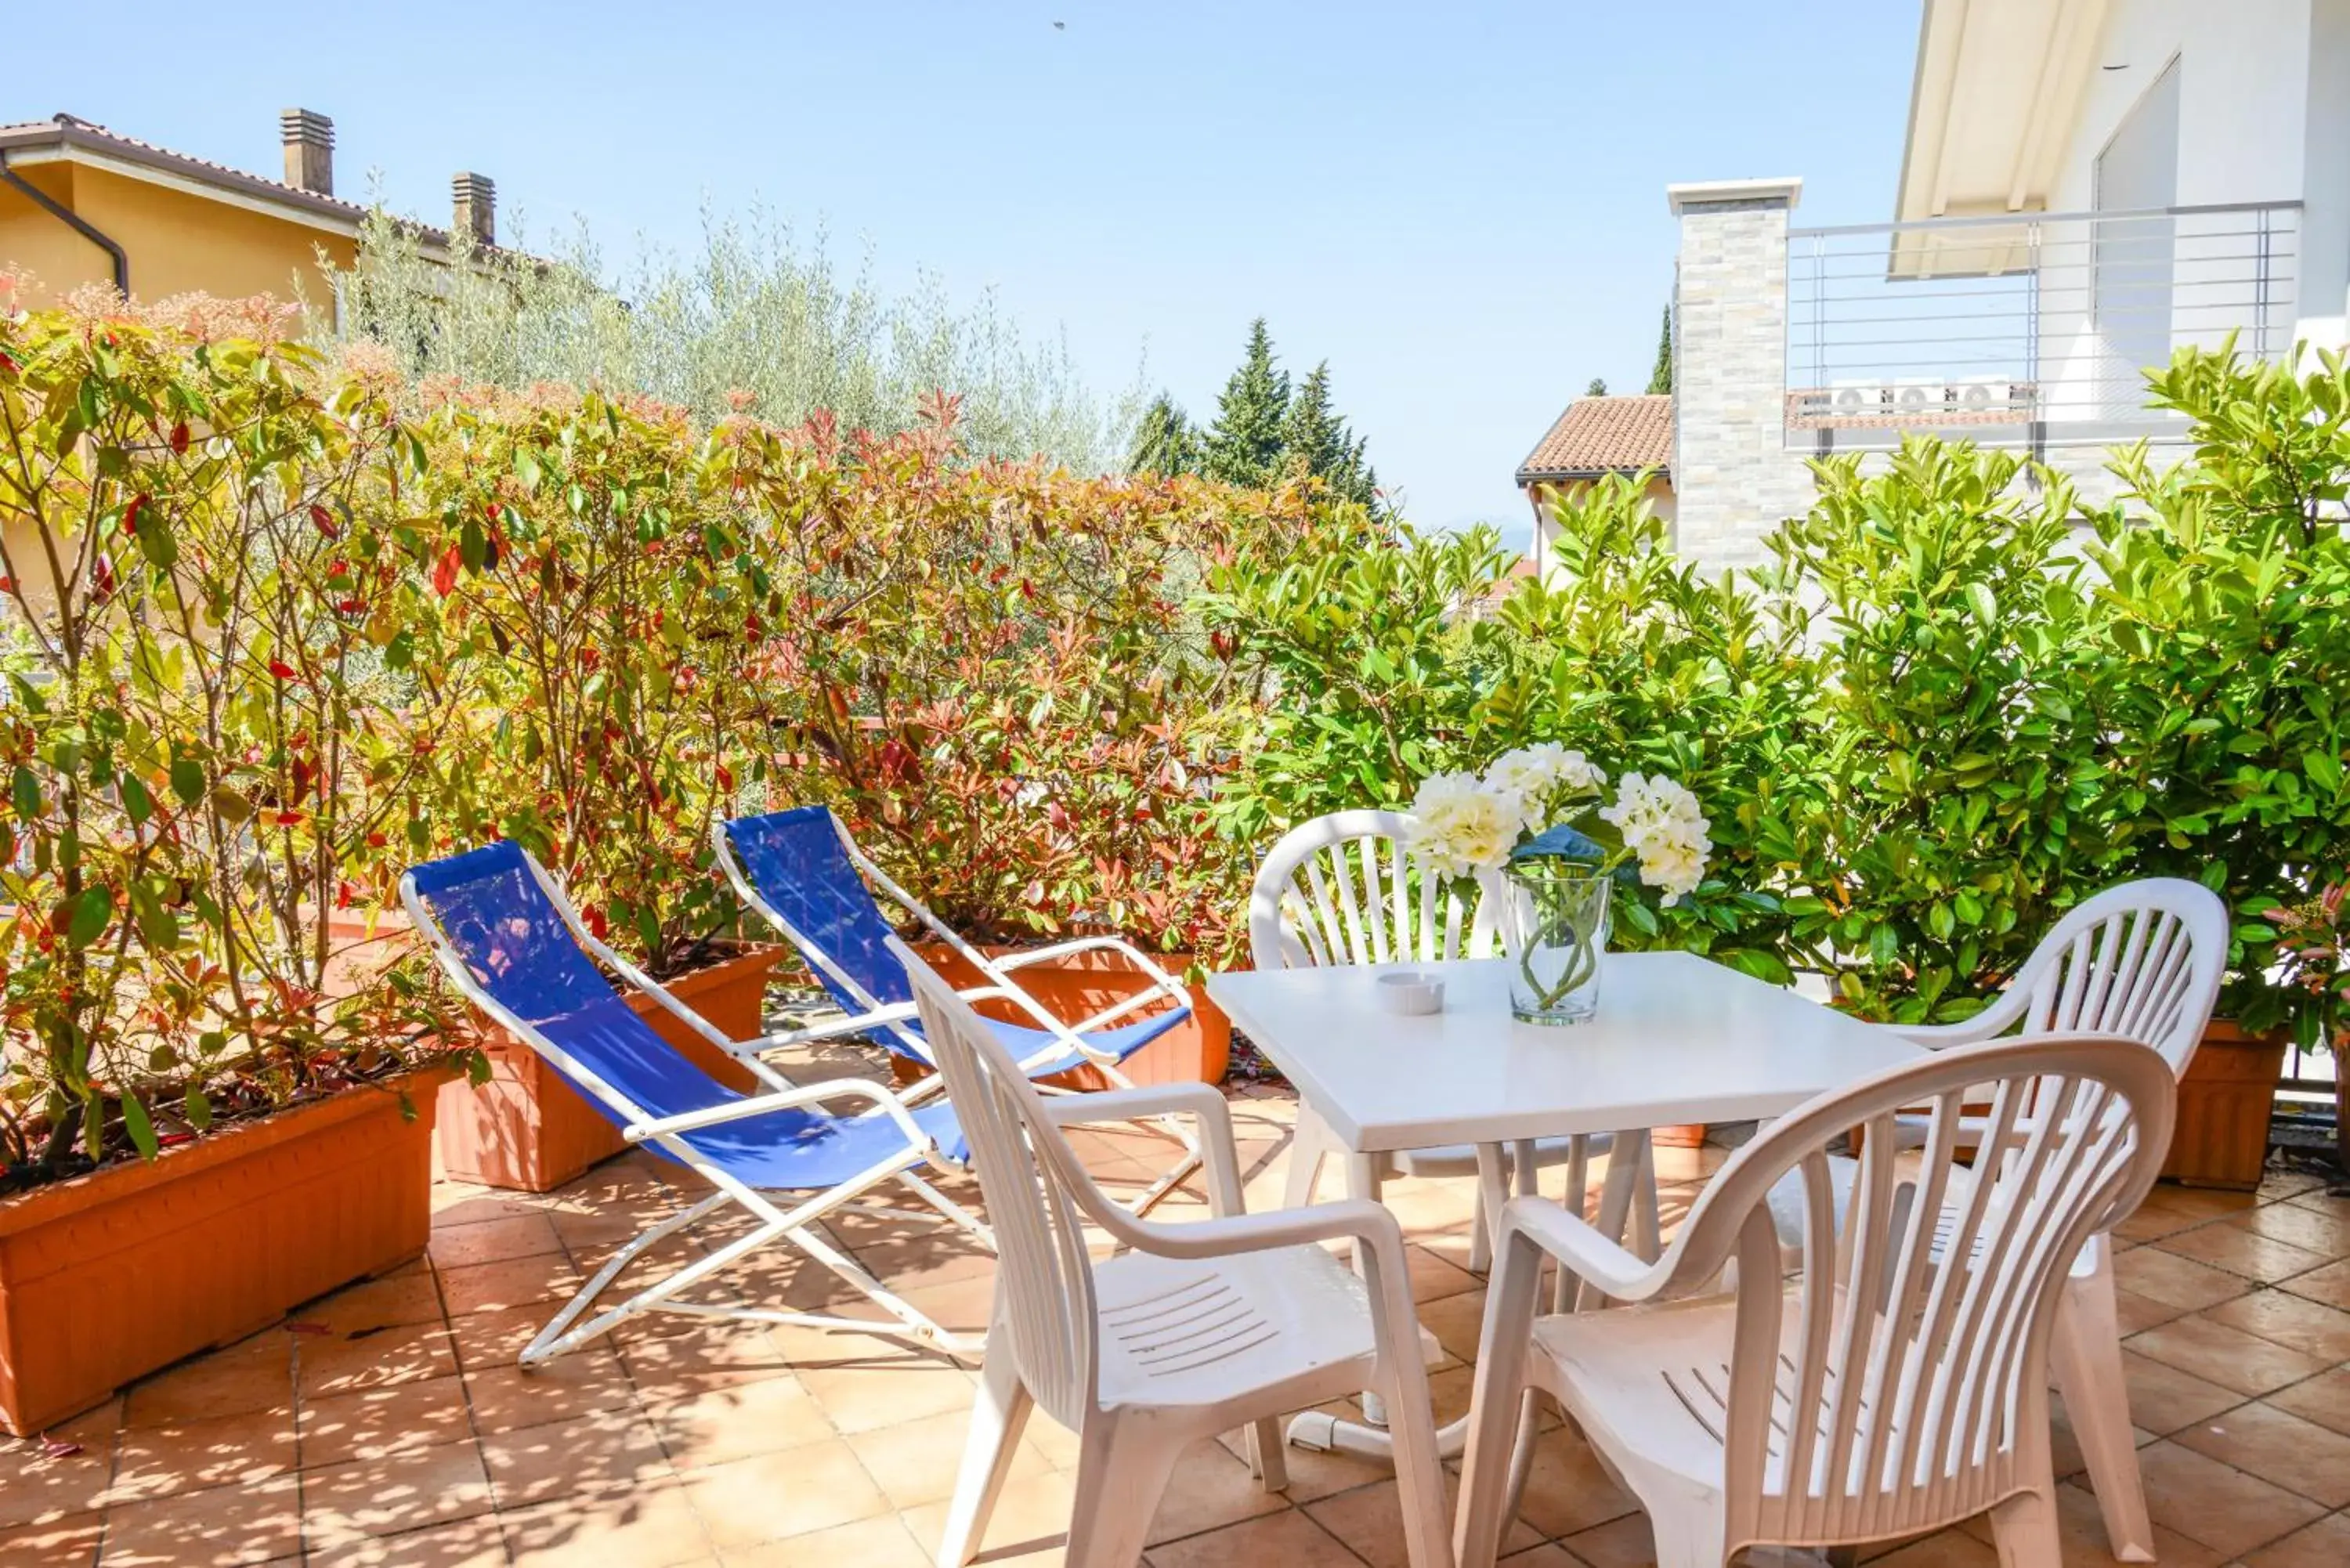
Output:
[1205,951,1922,1460]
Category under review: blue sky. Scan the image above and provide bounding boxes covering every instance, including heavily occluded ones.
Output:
[14,2,1920,543]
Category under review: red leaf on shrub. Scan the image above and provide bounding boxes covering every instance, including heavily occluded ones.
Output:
[715,763,734,793]
[268,659,297,681]
[275,811,304,826]
[91,555,115,601]
[432,545,461,598]
[583,905,609,939]
[337,880,356,909]
[121,493,148,537]
[310,504,339,539]
[366,831,388,848]
[337,598,365,614]
[169,421,190,454]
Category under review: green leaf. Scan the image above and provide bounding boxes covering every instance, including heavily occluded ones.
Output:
[184,1087,212,1132]
[10,764,40,820]
[169,756,205,805]
[65,887,111,949]
[120,1092,159,1160]
[118,772,152,826]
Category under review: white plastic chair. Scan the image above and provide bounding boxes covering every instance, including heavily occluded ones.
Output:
[1767,877,2228,1562]
[1249,810,1661,1273]
[1455,1032,2178,1568]
[893,937,1453,1568]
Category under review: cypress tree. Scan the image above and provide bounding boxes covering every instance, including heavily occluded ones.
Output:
[1202,319,1291,487]
[1646,304,1673,395]
[1284,361,1379,510]
[1126,392,1202,476]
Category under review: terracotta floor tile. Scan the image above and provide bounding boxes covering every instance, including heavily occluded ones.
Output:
[1509,1421,1640,1540]
[1494,1546,1584,1568]
[481,1408,675,1509]
[468,1349,643,1436]
[298,1375,473,1469]
[1303,1476,1538,1568]
[1415,1288,1489,1366]
[438,1255,584,1320]
[0,1511,103,1568]
[644,1375,835,1471]
[674,1438,888,1547]
[1406,1245,1480,1304]
[2131,1436,2330,1558]
[103,1404,295,1505]
[431,1186,555,1229]
[2113,1202,2211,1244]
[2244,1509,2350,1568]
[97,1474,302,1566]
[2113,1245,2257,1311]
[2142,1185,2263,1221]
[121,1331,295,1429]
[428,1212,564,1271]
[1146,1507,1364,1568]
[2,1433,125,1530]
[1210,1404,1396,1505]
[714,1514,929,1568]
[503,1478,716,1568]
[899,1468,1077,1563]
[295,1323,461,1400]
[304,1515,510,1567]
[2239,1201,2350,1256]
[2111,1285,2189,1336]
[2125,1311,2334,1395]
[1134,1437,1290,1547]
[2201,1285,2350,1361]
[2117,1348,2248,1434]
[301,1438,494,1547]
[2154,1220,2336,1283]
[2268,1364,2350,1436]
[1951,1476,2225,1567]
[2169,1397,2350,1507]
[839,1407,1055,1512]
[2278,1256,2350,1310]
[291,1271,447,1338]
[1864,1530,2001,1567]
[795,1352,974,1435]
[1556,1512,1666,1568]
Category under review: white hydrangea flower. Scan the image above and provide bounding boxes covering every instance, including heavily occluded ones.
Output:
[1484,743,1606,823]
[1407,771,1524,878]
[1597,772,1712,906]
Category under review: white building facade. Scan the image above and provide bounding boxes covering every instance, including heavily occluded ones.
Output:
[1668,0,2350,569]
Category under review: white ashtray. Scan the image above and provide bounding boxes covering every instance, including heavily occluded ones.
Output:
[1374,970,1445,1016]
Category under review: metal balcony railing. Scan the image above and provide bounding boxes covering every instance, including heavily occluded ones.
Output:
[1785,201,2302,451]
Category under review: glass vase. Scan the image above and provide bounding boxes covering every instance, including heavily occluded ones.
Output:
[1492,861,1612,1026]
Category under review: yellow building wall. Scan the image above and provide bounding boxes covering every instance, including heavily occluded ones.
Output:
[0,161,356,309]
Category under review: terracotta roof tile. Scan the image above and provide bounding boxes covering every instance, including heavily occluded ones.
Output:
[1517,394,1672,482]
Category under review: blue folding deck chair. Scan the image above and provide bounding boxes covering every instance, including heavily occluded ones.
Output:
[401,840,993,1364]
[710,805,1203,1206]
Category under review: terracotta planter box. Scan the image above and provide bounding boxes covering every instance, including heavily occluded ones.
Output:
[0,1074,440,1436]
[1651,1123,1710,1151]
[912,943,1231,1088]
[435,944,785,1194]
[2162,1019,2290,1191]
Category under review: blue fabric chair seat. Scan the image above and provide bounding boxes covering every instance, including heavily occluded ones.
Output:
[984,1004,1191,1078]
[667,1100,968,1190]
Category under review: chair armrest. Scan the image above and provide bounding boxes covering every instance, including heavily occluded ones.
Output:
[1499,1194,1664,1304]
[753,1002,923,1050]
[627,1078,931,1157]
[990,938,1192,1031]
[1127,1195,1406,1265]
[1042,1083,1242,1216]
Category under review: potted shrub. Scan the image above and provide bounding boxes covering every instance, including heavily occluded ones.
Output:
[0,302,464,1434]
[2088,346,2350,1185]
[755,410,1264,1083]
[2265,884,2350,1175]
[404,388,783,1189]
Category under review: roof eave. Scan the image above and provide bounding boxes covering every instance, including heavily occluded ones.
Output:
[1516,464,1672,486]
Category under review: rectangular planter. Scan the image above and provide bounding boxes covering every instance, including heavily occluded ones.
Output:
[435,943,785,1194]
[0,1074,440,1436]
[912,943,1231,1088]
[2163,1018,2290,1190]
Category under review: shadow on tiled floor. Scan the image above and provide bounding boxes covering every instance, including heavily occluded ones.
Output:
[3,1082,2346,1567]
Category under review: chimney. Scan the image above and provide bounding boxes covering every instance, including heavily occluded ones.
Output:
[450,172,496,248]
[279,109,334,196]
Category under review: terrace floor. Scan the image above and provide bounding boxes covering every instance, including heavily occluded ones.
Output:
[4,1080,2348,1568]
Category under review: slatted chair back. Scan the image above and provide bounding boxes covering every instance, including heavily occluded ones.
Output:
[403,840,732,1131]
[1656,1035,2175,1551]
[895,938,1103,1429]
[1248,810,1495,970]
[1983,879,2229,1075]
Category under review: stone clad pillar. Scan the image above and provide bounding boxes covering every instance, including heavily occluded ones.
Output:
[1668,177,1815,570]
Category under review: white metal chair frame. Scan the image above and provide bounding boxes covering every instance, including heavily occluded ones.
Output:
[714,811,1208,1210]
[402,849,996,1364]
[895,937,1455,1568]
[1789,876,2229,1563]
[1249,810,1661,1277]
[712,813,1195,1091]
[1455,1033,2178,1568]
